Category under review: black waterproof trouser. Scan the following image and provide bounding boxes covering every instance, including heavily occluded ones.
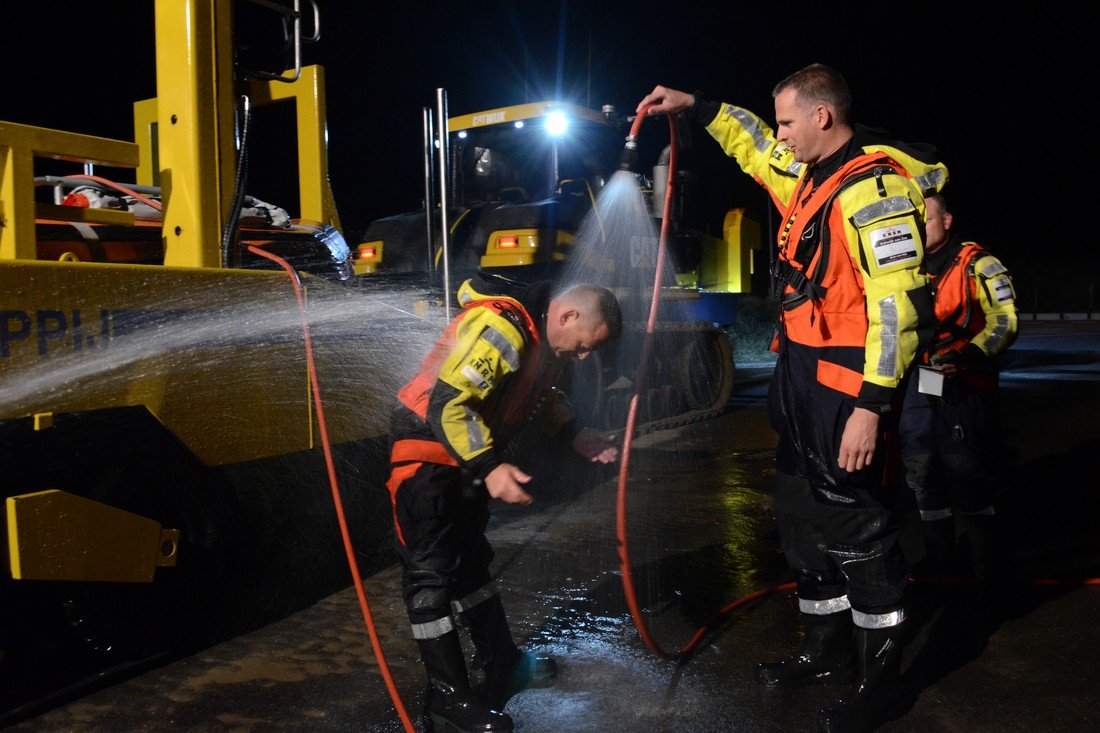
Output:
[899,374,1004,516]
[768,346,908,616]
[774,471,908,615]
[390,461,494,626]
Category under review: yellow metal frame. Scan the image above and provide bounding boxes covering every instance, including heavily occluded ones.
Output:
[0,0,385,586]
[7,489,178,582]
[134,63,341,234]
[153,0,237,268]
[248,65,342,231]
[448,101,608,133]
[0,121,139,260]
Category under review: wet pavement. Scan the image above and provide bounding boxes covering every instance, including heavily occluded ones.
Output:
[8,321,1100,733]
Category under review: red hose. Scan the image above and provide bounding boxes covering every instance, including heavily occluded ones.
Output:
[615,107,714,660]
[247,245,416,733]
[617,108,781,661]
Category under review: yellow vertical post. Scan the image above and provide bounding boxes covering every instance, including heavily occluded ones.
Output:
[720,208,761,293]
[154,0,238,267]
[132,97,159,188]
[249,65,342,231]
[0,140,36,260]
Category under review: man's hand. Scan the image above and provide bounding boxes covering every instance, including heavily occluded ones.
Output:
[932,348,975,377]
[484,463,533,505]
[636,86,695,117]
[838,407,880,472]
[572,428,619,464]
[936,362,960,378]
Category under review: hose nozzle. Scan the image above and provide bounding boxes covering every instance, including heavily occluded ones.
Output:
[619,134,639,172]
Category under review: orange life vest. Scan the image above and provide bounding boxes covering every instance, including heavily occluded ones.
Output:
[398,297,538,415]
[927,242,986,358]
[773,154,915,396]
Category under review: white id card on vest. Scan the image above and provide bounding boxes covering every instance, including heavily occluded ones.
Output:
[918,365,945,396]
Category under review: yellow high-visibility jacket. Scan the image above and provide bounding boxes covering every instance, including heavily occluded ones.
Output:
[394,277,571,479]
[704,103,949,409]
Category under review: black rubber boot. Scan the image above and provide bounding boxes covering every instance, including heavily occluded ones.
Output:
[912,515,956,578]
[462,594,557,710]
[755,611,856,687]
[817,624,905,733]
[957,512,1007,625]
[417,630,513,733]
[958,513,1002,584]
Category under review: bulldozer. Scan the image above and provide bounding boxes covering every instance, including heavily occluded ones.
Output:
[354,99,763,434]
[0,0,441,716]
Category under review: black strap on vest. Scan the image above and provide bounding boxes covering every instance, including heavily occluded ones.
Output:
[772,259,828,309]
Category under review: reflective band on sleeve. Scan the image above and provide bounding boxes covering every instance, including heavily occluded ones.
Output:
[799,595,852,615]
[728,106,771,153]
[852,196,914,226]
[451,580,499,613]
[482,326,521,370]
[986,315,1013,353]
[852,608,905,629]
[919,508,953,521]
[877,295,899,378]
[914,168,947,196]
[979,260,1007,277]
[960,505,996,517]
[463,406,486,452]
[411,615,455,640]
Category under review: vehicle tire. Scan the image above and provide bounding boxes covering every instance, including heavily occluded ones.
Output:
[603,394,629,432]
[677,328,735,411]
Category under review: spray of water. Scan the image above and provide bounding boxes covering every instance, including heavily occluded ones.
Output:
[0,277,447,436]
[554,171,733,437]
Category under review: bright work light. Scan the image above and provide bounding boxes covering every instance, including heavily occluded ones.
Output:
[546,110,569,137]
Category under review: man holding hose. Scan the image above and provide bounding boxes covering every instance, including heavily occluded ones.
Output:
[637,64,948,732]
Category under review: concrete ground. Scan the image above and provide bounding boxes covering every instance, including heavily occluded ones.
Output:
[9,326,1100,733]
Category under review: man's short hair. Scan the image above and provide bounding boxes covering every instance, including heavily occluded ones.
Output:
[926,192,950,215]
[773,63,852,125]
[556,283,623,341]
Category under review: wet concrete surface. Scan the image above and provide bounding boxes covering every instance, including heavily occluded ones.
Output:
[8,321,1100,732]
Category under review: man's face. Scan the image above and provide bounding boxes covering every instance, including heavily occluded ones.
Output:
[923,198,951,253]
[774,87,821,164]
[547,313,610,361]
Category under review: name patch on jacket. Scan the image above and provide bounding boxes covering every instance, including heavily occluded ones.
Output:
[869,223,918,267]
[990,275,1015,303]
[461,361,493,392]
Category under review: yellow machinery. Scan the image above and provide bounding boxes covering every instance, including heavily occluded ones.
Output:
[0,0,427,689]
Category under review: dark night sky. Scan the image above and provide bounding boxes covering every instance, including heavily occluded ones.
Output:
[3,1,1093,308]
